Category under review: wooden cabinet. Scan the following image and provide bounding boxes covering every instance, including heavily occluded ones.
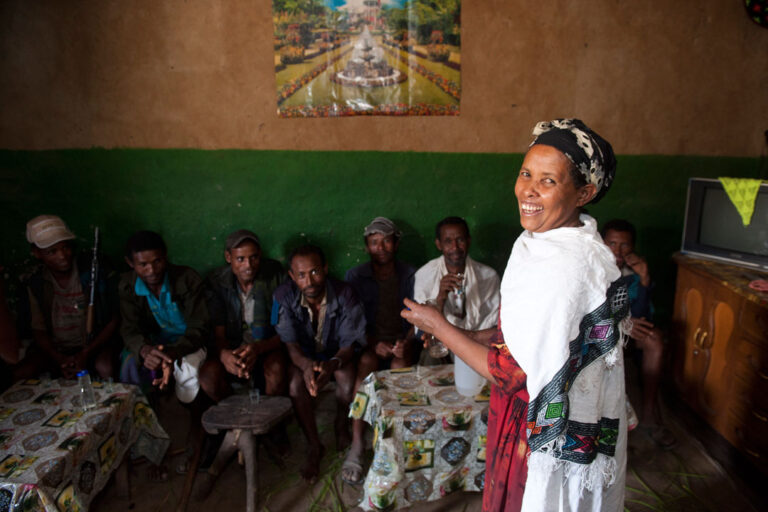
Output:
[672,255,768,474]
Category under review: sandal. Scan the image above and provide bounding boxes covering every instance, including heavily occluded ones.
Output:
[649,425,677,450]
[341,451,365,486]
[638,424,677,450]
[175,458,190,475]
[148,464,169,483]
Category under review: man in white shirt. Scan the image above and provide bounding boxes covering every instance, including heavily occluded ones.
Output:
[414,217,500,337]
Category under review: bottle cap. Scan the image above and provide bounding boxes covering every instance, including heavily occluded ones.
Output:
[76,370,89,377]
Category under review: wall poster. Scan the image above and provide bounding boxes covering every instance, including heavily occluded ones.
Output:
[272,1,461,117]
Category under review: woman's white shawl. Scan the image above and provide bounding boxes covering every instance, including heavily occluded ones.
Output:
[500,215,628,512]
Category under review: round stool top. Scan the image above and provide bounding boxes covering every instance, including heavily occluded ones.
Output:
[202,395,292,435]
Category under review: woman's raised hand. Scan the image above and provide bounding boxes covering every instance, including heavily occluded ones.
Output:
[401,298,448,336]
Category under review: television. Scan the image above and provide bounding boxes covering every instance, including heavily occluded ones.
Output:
[681,178,768,271]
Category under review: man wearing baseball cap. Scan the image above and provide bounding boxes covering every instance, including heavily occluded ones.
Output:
[15,215,119,381]
[341,217,418,485]
[201,229,287,402]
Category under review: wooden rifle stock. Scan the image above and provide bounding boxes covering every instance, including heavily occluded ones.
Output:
[86,227,99,341]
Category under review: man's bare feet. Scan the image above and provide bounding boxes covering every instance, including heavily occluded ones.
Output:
[300,444,325,483]
[341,441,365,485]
[335,415,351,452]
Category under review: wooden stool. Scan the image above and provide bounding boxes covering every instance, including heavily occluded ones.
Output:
[197,395,292,512]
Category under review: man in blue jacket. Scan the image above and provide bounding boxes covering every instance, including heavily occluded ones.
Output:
[603,219,676,449]
[273,244,366,482]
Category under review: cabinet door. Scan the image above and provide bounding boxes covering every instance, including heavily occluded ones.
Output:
[698,299,734,418]
[673,267,706,402]
[673,267,737,421]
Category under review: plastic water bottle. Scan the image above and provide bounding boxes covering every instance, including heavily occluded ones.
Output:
[454,355,485,397]
[77,370,97,411]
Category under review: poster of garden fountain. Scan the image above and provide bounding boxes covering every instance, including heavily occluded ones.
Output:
[272,0,461,117]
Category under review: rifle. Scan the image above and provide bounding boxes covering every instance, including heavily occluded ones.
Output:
[85,227,99,342]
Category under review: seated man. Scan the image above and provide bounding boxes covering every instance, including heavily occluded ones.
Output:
[346,217,418,368]
[15,215,118,381]
[273,244,366,482]
[1,269,21,391]
[119,231,212,479]
[602,219,676,448]
[342,217,417,484]
[414,216,500,338]
[202,229,287,402]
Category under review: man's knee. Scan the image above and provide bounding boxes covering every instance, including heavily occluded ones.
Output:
[93,347,114,380]
[262,350,288,395]
[334,362,356,400]
[198,360,226,391]
[263,349,287,379]
[359,350,379,374]
[12,349,53,381]
[641,328,664,357]
[288,365,307,398]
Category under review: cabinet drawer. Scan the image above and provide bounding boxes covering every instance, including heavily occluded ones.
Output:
[721,412,768,475]
[739,301,768,344]
[730,336,768,395]
[730,391,768,433]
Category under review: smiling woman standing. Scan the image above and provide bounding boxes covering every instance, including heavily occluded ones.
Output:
[403,119,628,511]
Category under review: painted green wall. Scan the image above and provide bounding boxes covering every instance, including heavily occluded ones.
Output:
[0,150,763,321]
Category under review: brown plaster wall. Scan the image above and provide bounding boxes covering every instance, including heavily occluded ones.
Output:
[1,0,766,155]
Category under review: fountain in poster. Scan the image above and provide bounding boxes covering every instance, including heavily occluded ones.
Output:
[332,27,406,88]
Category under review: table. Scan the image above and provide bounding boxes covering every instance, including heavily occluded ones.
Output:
[349,364,489,511]
[0,378,169,512]
[197,395,292,512]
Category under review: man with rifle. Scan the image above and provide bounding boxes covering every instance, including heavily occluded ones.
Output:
[15,215,118,380]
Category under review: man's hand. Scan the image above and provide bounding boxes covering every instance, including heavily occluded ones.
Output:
[232,343,260,378]
[302,364,319,396]
[373,340,393,359]
[152,361,172,390]
[401,298,448,339]
[624,253,650,287]
[58,349,89,379]
[629,317,655,341]
[311,360,337,396]
[391,339,406,359]
[303,359,339,397]
[220,348,242,377]
[59,354,79,380]
[140,344,174,371]
[437,273,463,304]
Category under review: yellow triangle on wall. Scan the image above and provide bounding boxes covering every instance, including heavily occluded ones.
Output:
[718,177,763,226]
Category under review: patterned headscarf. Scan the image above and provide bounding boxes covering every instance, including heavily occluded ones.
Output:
[530,118,617,204]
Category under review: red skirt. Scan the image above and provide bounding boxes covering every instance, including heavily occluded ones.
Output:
[483,341,529,512]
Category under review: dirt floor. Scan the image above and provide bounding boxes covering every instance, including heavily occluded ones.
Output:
[91,363,765,512]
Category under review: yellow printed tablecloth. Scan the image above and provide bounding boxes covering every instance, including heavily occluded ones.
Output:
[0,379,168,512]
[349,364,489,511]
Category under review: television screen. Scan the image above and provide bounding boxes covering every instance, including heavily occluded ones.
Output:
[699,186,768,257]
[682,178,768,271]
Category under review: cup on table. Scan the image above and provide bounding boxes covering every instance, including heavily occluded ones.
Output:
[426,335,449,358]
[249,387,261,405]
[420,299,449,358]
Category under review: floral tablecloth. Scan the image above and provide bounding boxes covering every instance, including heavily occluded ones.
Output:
[349,364,489,511]
[0,379,169,512]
